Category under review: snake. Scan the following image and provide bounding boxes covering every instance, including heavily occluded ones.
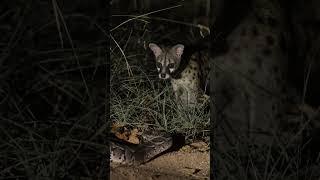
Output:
[110,132,173,165]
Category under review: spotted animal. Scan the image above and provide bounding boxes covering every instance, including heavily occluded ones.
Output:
[211,0,290,145]
[149,43,210,107]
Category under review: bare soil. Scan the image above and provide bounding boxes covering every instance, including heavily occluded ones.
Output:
[110,142,210,180]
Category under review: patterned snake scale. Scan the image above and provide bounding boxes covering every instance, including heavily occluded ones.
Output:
[110,132,173,165]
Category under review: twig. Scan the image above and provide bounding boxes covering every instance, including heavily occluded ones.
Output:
[110,34,133,77]
[110,4,182,32]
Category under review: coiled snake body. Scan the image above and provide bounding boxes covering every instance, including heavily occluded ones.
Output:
[110,132,173,165]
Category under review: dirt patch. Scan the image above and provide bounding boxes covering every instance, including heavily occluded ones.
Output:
[111,143,210,180]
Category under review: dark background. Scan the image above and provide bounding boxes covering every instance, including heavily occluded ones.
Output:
[0,0,109,179]
[1,0,320,179]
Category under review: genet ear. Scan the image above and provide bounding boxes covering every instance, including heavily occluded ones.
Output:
[149,43,162,58]
[171,44,184,58]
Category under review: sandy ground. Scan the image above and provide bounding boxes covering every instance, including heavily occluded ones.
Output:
[110,142,210,180]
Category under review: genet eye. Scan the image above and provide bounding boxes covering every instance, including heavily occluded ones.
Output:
[168,63,174,68]
[156,62,162,68]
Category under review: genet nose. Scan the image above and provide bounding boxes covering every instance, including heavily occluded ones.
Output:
[160,73,166,78]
